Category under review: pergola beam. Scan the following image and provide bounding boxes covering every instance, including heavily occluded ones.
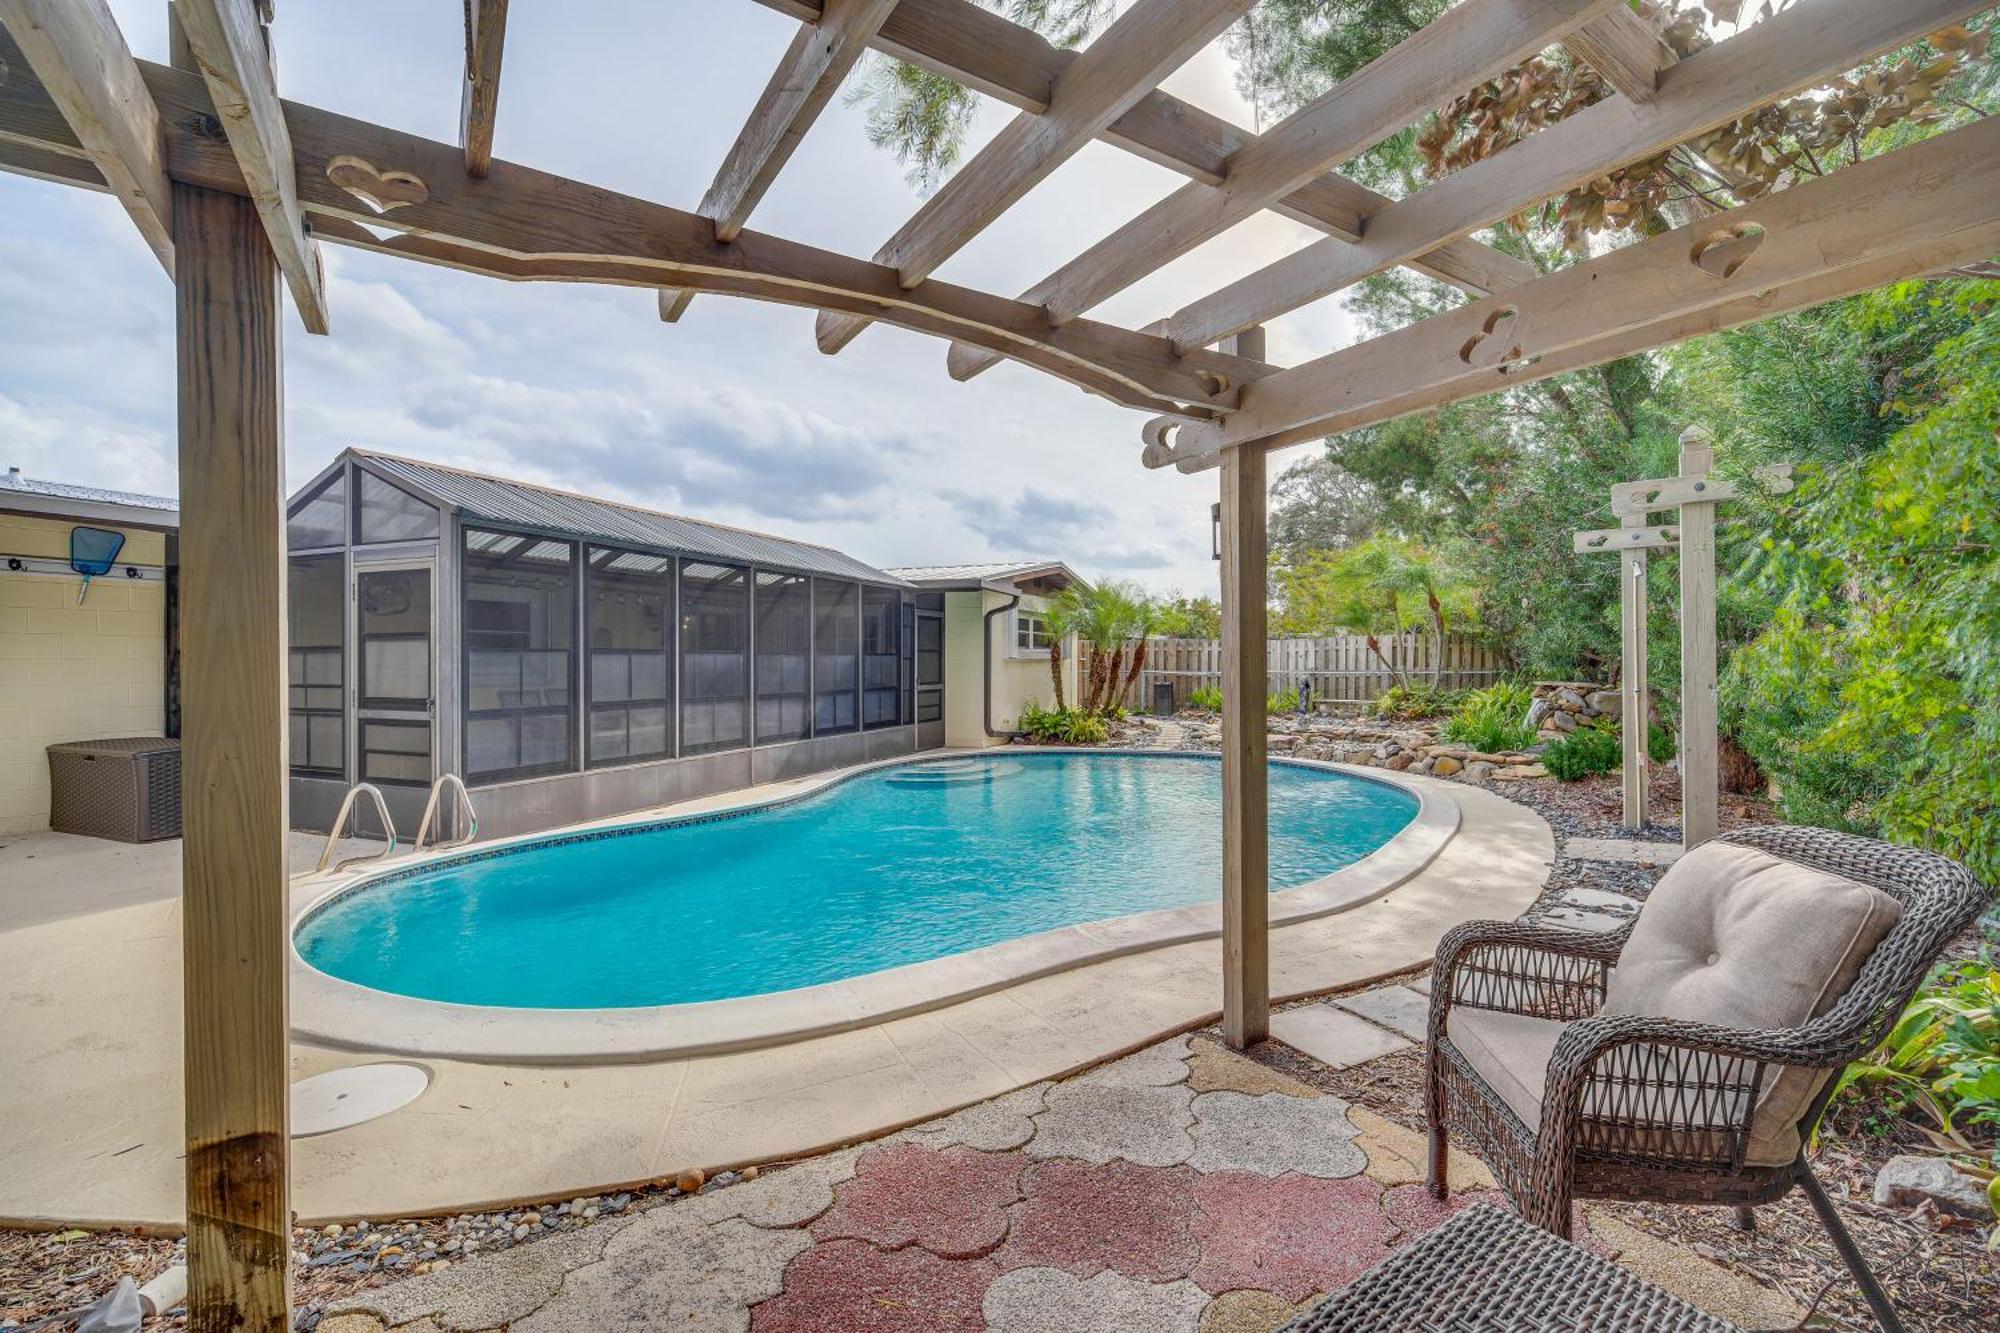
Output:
[748,0,1532,299]
[946,0,1620,381]
[0,0,173,273]
[1150,113,2000,468]
[460,0,508,178]
[1160,0,1989,354]
[1561,6,1676,101]
[175,0,329,333]
[660,0,898,321]
[813,0,1255,355]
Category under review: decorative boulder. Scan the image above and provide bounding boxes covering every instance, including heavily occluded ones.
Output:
[1587,690,1621,716]
[1432,755,1463,777]
[1873,1155,1995,1220]
[1550,711,1579,733]
[1461,761,1496,784]
[1554,687,1588,712]
[1525,697,1551,729]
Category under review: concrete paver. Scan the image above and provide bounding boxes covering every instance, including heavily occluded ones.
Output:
[1270,1003,1412,1068]
[1331,984,1431,1041]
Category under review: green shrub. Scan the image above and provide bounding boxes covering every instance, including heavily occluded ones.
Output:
[1019,702,1110,745]
[1374,682,1458,720]
[1648,721,1674,765]
[1267,687,1300,715]
[1543,724,1622,780]
[1831,959,2000,1142]
[1440,682,1537,752]
[1187,684,1224,713]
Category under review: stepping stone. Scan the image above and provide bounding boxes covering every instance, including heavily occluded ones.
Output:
[1566,837,1682,866]
[1270,1004,1411,1070]
[1331,985,1430,1041]
[1186,1092,1365,1178]
[1553,887,1640,915]
[1538,906,1627,934]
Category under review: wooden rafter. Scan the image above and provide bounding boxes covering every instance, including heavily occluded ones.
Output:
[1561,5,1677,101]
[460,0,508,178]
[175,0,330,333]
[1158,0,1987,354]
[660,0,899,322]
[747,0,1533,299]
[0,48,1268,415]
[945,0,1621,382]
[1149,113,2000,469]
[812,0,1256,355]
[0,0,173,272]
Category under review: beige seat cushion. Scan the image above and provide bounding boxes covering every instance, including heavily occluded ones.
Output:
[1449,841,1902,1168]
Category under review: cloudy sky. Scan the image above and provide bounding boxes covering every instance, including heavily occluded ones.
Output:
[0,1,1363,596]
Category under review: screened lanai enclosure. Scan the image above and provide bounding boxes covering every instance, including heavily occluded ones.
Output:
[1,0,1996,1326]
[286,450,943,839]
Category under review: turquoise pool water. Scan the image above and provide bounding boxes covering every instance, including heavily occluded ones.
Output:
[295,753,1418,1009]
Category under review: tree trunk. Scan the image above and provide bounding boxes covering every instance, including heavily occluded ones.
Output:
[1366,633,1410,692]
[1103,644,1127,712]
[1120,639,1150,711]
[1048,640,1066,711]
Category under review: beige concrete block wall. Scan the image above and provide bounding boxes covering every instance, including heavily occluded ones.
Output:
[942,589,1079,749]
[0,515,169,834]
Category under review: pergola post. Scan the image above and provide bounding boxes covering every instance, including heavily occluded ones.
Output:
[1619,509,1649,829]
[175,177,292,1332]
[1219,325,1268,1049]
[1677,425,1718,849]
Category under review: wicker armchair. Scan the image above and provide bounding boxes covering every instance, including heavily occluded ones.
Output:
[1425,825,1991,1333]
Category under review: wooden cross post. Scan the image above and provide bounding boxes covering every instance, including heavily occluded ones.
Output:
[1676,426,1719,849]
[1575,439,1793,850]
[1219,325,1269,1049]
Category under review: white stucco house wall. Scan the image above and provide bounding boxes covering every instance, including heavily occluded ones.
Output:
[884,561,1086,750]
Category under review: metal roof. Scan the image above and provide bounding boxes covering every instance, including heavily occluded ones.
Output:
[1,468,177,512]
[348,451,908,586]
[885,560,1085,591]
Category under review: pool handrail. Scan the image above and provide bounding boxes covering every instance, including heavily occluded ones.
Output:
[412,773,478,855]
[318,782,399,873]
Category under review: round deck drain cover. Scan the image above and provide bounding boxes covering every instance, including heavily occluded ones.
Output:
[291,1062,431,1137]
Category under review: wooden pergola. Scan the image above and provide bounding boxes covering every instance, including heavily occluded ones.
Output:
[1,0,1994,1326]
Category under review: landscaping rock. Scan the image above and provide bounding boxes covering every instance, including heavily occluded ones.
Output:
[1525,698,1550,728]
[1554,687,1587,712]
[1461,761,1496,784]
[1587,690,1621,716]
[1550,711,1579,733]
[1873,1155,1995,1220]
[1432,755,1463,777]
[1494,764,1547,780]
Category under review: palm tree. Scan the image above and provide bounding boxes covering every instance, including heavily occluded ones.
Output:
[1038,593,1082,711]
[1116,594,1161,710]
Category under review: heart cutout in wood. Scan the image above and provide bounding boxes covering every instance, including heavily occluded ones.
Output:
[327,155,430,214]
[1458,306,1520,368]
[1691,221,1765,280]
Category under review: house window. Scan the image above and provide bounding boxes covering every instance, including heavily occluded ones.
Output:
[812,579,859,736]
[463,529,576,783]
[287,554,344,776]
[680,562,749,755]
[1015,609,1052,655]
[586,548,673,767]
[754,572,811,745]
[862,587,900,729]
[355,470,440,544]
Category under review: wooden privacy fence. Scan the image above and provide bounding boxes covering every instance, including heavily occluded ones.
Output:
[1135,633,1504,710]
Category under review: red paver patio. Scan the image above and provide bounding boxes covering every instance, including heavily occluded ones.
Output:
[992,1159,1201,1281]
[750,1240,998,1333]
[810,1142,1027,1259]
[1189,1173,1398,1303]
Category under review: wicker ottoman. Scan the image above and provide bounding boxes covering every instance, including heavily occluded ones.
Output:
[1280,1203,1739,1332]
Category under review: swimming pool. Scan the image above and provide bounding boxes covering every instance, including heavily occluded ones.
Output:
[295,752,1421,1011]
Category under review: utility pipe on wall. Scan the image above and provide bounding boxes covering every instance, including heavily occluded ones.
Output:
[983,591,1025,741]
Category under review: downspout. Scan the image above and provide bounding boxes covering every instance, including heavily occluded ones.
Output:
[983,590,1026,740]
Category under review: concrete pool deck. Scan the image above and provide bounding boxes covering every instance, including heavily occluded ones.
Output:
[0,761,1551,1227]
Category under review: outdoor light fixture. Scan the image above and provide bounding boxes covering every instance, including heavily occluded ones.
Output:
[1211,501,1222,561]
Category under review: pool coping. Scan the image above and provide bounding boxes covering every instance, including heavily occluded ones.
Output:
[287,749,1459,1063]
